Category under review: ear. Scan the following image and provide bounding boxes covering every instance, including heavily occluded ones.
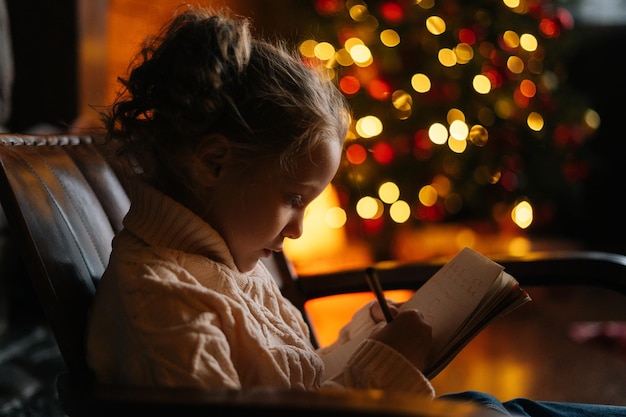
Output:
[194,134,231,185]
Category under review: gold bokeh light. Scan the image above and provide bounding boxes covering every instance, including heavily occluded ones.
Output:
[314,42,336,61]
[511,200,533,229]
[356,115,383,138]
[390,200,411,223]
[438,48,457,67]
[411,73,431,93]
[356,196,383,219]
[325,206,347,229]
[418,185,438,207]
[473,74,491,94]
[426,15,446,35]
[527,112,544,131]
[379,181,400,204]
[428,122,448,144]
[520,33,538,52]
[380,29,400,47]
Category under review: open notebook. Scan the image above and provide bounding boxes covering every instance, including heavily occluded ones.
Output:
[322,247,531,380]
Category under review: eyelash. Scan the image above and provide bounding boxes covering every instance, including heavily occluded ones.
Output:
[287,194,304,208]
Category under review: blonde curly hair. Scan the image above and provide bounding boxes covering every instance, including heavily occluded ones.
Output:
[104,5,350,194]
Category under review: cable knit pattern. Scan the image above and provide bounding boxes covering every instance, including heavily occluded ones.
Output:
[86,178,435,397]
[338,340,435,394]
[124,180,235,269]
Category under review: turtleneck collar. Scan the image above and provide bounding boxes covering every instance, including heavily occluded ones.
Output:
[122,177,238,271]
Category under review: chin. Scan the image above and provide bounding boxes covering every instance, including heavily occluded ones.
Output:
[235,258,258,273]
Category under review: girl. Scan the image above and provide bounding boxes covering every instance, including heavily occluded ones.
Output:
[86,6,625,417]
[86,5,434,395]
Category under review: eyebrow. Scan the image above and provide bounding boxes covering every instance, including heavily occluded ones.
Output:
[284,178,326,197]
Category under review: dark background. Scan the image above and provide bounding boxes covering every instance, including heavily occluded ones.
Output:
[4,1,626,254]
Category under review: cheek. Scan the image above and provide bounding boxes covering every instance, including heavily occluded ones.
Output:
[231,189,284,232]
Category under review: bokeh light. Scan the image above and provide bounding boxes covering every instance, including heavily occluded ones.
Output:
[356,115,383,138]
[325,206,347,228]
[356,196,384,219]
[511,200,533,229]
[314,41,336,60]
[380,29,400,47]
[428,123,448,144]
[426,15,446,35]
[390,200,411,223]
[303,0,597,238]
[418,185,438,207]
[378,181,400,204]
[411,73,432,93]
[346,143,368,164]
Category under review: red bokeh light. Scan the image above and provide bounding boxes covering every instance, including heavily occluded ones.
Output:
[346,143,368,165]
[372,141,394,164]
[362,217,385,235]
[416,203,445,222]
[513,88,530,108]
[483,68,503,88]
[339,75,361,95]
[379,2,404,24]
[539,18,560,38]
[458,28,476,45]
[314,0,342,15]
[367,79,392,101]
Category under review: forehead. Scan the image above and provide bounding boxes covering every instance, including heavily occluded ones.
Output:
[284,139,342,183]
[240,139,342,190]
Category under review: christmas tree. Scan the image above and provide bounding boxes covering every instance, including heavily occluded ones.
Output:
[297,0,597,253]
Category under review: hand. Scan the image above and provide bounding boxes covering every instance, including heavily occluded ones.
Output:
[370,300,400,323]
[370,309,433,371]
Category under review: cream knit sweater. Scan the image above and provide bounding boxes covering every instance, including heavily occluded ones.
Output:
[86,179,434,395]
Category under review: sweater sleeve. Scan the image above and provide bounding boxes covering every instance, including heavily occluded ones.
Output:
[322,339,435,397]
[317,301,435,397]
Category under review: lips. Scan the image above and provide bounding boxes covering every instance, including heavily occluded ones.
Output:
[263,246,283,257]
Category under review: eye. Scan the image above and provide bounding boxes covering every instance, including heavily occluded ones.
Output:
[287,194,304,208]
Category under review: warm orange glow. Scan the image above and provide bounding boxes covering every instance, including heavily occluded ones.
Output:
[284,185,347,262]
[100,1,593,405]
[306,290,413,347]
[519,79,537,98]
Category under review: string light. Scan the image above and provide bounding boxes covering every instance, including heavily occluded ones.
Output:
[304,0,596,240]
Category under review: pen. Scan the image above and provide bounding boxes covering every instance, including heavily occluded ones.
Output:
[365,267,394,323]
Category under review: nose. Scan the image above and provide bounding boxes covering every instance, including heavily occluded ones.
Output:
[282,212,304,240]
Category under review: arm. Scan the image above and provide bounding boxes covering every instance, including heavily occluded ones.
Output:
[317,301,436,396]
[87,259,243,388]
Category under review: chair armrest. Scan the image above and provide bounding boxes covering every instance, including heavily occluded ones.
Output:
[494,250,626,295]
[57,373,501,417]
[295,250,626,299]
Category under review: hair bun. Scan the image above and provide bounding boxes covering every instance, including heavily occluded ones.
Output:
[131,9,252,121]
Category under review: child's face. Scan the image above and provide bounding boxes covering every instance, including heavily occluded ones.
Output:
[206,139,342,272]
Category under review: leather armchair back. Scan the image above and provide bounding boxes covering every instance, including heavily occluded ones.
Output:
[0,134,129,381]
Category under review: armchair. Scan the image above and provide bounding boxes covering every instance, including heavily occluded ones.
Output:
[0,133,623,415]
